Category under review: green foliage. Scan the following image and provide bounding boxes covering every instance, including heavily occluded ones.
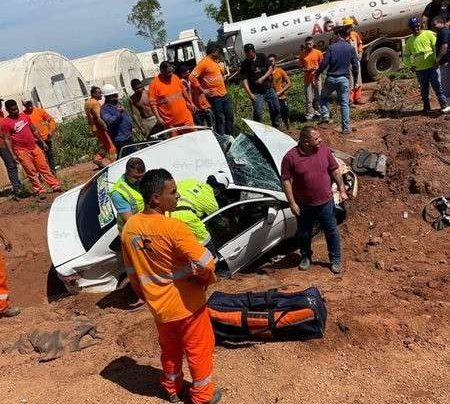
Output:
[198,0,326,24]
[53,116,97,168]
[128,0,167,48]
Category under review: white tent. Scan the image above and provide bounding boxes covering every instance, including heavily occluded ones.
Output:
[73,49,145,97]
[0,51,88,122]
[137,48,165,78]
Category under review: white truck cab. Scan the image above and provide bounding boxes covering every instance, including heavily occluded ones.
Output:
[164,29,206,73]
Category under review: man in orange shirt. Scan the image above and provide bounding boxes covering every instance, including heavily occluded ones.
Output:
[22,100,57,174]
[299,37,324,121]
[190,43,234,136]
[121,168,221,404]
[268,54,293,129]
[85,86,116,169]
[149,62,194,134]
[343,17,364,105]
[180,65,214,128]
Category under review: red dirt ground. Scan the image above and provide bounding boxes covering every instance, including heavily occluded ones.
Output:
[0,91,449,404]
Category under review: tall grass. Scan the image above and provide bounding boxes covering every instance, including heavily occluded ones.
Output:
[53,115,97,167]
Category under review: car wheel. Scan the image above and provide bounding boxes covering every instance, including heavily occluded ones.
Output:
[47,265,68,302]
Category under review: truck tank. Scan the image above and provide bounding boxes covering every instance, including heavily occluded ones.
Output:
[223,0,428,62]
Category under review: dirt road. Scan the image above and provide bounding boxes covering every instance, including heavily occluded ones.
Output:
[0,101,449,403]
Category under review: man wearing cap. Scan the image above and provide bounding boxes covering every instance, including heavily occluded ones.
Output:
[22,100,58,173]
[100,84,136,158]
[342,17,364,105]
[240,43,281,128]
[85,86,116,168]
[404,16,450,114]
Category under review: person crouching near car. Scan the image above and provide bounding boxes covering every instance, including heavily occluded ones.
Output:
[121,168,221,404]
[281,126,348,274]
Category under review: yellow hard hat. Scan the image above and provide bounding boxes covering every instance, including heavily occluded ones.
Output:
[342,16,353,26]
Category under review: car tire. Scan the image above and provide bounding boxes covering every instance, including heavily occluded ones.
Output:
[367,47,400,80]
[47,265,68,302]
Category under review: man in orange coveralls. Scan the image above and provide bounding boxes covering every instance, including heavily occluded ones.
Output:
[121,168,221,404]
[0,227,20,319]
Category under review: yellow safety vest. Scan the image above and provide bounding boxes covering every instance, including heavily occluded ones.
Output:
[169,178,219,244]
[109,175,145,233]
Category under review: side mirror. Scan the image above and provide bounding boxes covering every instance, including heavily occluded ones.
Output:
[266,207,277,225]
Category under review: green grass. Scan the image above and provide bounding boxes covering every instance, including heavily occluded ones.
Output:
[228,73,307,133]
[53,116,97,168]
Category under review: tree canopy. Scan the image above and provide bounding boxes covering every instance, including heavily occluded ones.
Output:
[199,0,327,24]
[127,0,167,48]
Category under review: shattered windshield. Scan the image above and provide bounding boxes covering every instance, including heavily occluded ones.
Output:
[226,133,282,191]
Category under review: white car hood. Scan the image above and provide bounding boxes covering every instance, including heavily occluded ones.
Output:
[243,119,296,174]
[47,185,86,268]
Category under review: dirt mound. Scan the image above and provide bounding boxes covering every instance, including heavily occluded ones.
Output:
[1,95,449,403]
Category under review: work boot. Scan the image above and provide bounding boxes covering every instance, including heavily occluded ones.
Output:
[330,262,342,274]
[298,256,311,271]
[205,389,222,404]
[168,393,182,403]
[441,105,450,114]
[1,306,21,318]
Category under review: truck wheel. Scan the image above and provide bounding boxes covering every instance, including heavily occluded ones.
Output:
[367,47,400,80]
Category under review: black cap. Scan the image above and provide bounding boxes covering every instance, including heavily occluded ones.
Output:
[243,43,255,52]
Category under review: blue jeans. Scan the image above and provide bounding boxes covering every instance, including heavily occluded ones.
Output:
[115,138,136,159]
[416,67,447,111]
[194,109,215,128]
[254,87,281,127]
[320,76,350,132]
[296,199,341,265]
[207,95,234,136]
[0,146,22,193]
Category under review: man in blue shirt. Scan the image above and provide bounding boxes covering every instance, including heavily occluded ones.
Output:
[100,84,136,158]
[433,15,450,105]
[315,26,359,135]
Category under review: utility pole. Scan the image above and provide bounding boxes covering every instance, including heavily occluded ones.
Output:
[225,0,233,23]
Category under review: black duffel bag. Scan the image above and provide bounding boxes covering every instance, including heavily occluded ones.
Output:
[207,287,327,342]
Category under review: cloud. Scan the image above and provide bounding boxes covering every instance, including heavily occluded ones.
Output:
[0,0,220,60]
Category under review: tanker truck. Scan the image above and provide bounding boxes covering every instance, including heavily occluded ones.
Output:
[222,0,429,79]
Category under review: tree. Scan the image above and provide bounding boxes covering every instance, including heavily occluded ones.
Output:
[128,0,167,48]
[198,0,327,24]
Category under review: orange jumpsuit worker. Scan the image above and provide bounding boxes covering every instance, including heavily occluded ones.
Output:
[121,168,221,404]
[148,61,194,136]
[22,100,58,173]
[0,227,20,318]
[343,17,364,105]
[85,86,116,168]
[1,100,60,198]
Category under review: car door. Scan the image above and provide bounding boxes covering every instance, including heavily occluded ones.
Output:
[203,197,285,275]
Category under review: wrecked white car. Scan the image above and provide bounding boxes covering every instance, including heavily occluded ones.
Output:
[47,120,357,293]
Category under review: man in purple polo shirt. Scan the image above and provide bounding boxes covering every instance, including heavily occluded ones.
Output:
[281,126,348,274]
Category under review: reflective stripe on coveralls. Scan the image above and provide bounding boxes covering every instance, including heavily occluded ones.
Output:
[125,250,214,286]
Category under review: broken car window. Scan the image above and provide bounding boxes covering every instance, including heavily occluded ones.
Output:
[226,133,281,192]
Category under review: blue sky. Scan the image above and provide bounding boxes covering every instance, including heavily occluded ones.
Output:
[0,0,220,60]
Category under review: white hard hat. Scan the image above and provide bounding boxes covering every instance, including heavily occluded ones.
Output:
[207,170,230,189]
[102,84,119,96]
